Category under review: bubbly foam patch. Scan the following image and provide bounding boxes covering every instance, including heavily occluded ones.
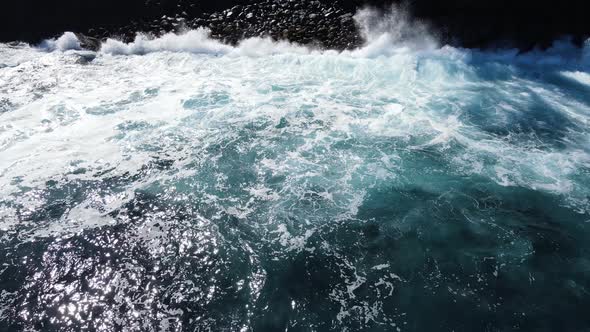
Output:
[2,34,589,230]
[100,28,315,56]
[100,28,233,55]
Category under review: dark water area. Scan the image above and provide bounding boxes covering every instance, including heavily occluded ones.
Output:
[2,184,589,331]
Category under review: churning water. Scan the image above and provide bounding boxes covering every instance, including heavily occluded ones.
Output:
[1,8,590,331]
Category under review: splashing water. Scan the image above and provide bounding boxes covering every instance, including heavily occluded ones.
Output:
[1,7,590,332]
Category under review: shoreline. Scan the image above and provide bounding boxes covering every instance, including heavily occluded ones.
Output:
[1,0,589,51]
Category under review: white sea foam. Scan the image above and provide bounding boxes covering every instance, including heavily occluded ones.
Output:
[38,31,81,51]
[100,28,233,55]
[1,5,589,238]
[97,6,440,57]
[562,70,590,87]
[99,28,316,57]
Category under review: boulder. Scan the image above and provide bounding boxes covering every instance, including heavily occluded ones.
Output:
[74,33,101,52]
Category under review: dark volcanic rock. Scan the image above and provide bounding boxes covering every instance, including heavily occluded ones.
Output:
[192,0,363,49]
[55,0,365,51]
[0,0,589,51]
[74,33,101,52]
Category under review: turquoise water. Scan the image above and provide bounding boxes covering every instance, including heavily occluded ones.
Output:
[0,27,590,331]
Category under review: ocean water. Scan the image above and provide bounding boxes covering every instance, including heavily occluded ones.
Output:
[1,9,590,331]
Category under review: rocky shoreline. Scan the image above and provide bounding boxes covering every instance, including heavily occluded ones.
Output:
[1,0,589,51]
[84,0,365,51]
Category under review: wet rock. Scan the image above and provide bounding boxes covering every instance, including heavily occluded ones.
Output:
[74,33,101,52]
[189,0,365,50]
